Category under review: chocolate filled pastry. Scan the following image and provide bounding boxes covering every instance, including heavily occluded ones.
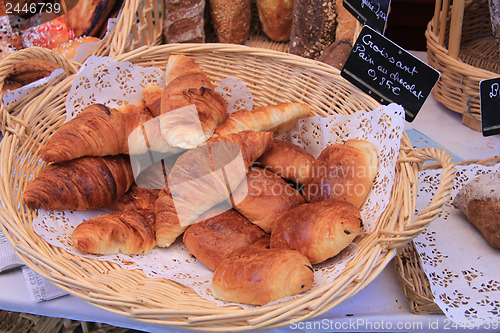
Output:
[256,139,315,184]
[233,167,305,233]
[212,245,314,305]
[270,200,363,264]
[72,209,156,255]
[23,155,134,210]
[183,209,267,270]
[452,171,500,248]
[302,139,378,208]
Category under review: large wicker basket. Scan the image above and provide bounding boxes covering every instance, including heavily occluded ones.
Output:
[425,0,500,131]
[394,156,500,315]
[0,44,456,331]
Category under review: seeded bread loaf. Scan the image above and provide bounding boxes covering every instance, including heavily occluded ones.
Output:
[289,0,337,59]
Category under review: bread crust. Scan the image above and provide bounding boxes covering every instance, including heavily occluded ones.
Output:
[183,209,267,270]
[270,200,362,264]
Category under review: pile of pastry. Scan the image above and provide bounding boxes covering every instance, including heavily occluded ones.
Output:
[165,0,357,69]
[23,55,378,305]
[0,0,120,89]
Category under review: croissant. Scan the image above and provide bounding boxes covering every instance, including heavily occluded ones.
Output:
[109,184,160,211]
[270,200,363,264]
[23,155,135,210]
[212,246,314,305]
[155,131,273,247]
[233,167,305,233]
[160,54,228,149]
[41,103,152,163]
[214,102,311,137]
[72,209,156,255]
[256,139,315,184]
[302,139,378,208]
[183,209,267,270]
[143,84,163,117]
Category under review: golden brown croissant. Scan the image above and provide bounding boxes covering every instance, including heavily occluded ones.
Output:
[214,102,312,137]
[41,103,152,163]
[183,209,267,270]
[256,139,315,184]
[212,245,314,305]
[109,184,160,211]
[160,54,228,149]
[270,200,362,264]
[233,167,305,233]
[143,84,163,117]
[72,209,156,255]
[23,155,135,210]
[155,131,273,247]
[302,139,378,208]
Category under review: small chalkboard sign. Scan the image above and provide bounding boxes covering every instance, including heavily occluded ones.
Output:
[480,78,500,137]
[341,26,440,122]
[343,0,390,34]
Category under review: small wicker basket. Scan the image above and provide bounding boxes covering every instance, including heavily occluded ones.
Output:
[394,156,500,315]
[0,45,456,331]
[425,0,500,132]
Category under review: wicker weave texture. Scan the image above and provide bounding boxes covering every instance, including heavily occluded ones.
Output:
[0,45,456,331]
[394,156,500,315]
[426,0,500,131]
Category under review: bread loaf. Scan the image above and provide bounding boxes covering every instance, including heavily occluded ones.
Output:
[317,38,352,70]
[164,0,206,43]
[212,246,314,305]
[270,200,362,264]
[209,0,251,44]
[233,167,305,232]
[452,172,500,248]
[302,139,378,208]
[183,209,267,270]
[289,0,337,59]
[257,0,294,41]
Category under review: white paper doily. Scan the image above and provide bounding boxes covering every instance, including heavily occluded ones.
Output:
[31,56,406,307]
[414,164,500,328]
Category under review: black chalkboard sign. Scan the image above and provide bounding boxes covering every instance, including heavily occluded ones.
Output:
[341,26,440,122]
[480,78,500,137]
[343,0,391,34]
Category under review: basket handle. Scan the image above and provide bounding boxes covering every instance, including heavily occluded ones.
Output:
[0,47,79,136]
[382,147,456,249]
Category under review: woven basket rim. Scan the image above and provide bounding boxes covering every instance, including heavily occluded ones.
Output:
[425,1,499,79]
[394,156,500,315]
[0,45,457,331]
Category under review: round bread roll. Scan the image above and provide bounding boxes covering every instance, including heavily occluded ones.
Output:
[302,139,378,208]
[270,200,363,264]
[256,139,315,184]
[53,36,101,59]
[183,209,267,271]
[212,245,314,305]
[233,166,305,232]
